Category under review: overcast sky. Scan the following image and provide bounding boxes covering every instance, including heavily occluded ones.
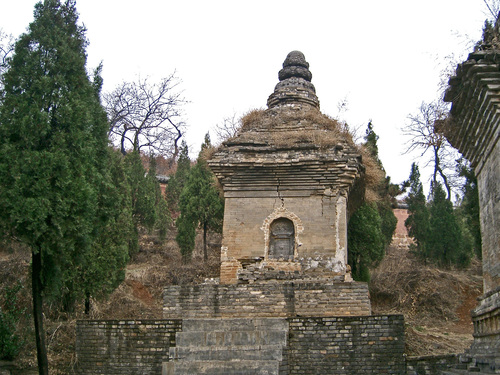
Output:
[0,0,491,192]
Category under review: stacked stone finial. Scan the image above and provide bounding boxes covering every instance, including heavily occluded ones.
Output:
[267,51,320,109]
[278,51,313,81]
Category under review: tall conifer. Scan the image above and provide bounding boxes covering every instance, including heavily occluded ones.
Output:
[429,182,469,266]
[458,160,481,258]
[123,151,170,253]
[363,121,397,247]
[405,163,430,260]
[0,1,127,372]
[348,202,385,281]
[166,140,191,213]
[176,134,223,261]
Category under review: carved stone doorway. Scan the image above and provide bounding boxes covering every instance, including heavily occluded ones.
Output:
[269,218,295,260]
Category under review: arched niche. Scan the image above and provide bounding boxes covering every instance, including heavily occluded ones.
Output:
[269,217,295,260]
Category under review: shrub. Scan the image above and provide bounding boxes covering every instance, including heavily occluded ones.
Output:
[0,282,25,360]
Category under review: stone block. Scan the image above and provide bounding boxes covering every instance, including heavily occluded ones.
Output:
[166,360,280,375]
[170,345,284,361]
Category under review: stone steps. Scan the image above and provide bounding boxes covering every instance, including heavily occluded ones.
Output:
[181,318,288,333]
[170,345,283,361]
[442,371,497,374]
[175,330,287,347]
[164,360,279,375]
[442,353,500,374]
[163,318,288,375]
[442,369,480,374]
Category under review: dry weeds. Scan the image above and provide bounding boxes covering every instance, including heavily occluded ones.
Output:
[89,227,221,320]
[0,226,221,373]
[238,108,352,150]
[214,108,386,205]
[358,145,385,203]
[370,242,483,356]
[240,108,265,131]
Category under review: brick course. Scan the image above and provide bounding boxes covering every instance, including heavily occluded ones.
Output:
[285,315,405,374]
[75,320,181,375]
[75,315,406,375]
[163,282,371,319]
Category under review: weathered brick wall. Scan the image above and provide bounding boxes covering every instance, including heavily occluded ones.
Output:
[163,282,371,318]
[222,195,346,262]
[75,320,181,375]
[75,315,408,374]
[405,354,458,375]
[444,50,500,370]
[471,287,500,357]
[286,315,405,374]
[444,50,500,295]
[477,139,500,293]
[220,194,350,283]
[236,267,345,283]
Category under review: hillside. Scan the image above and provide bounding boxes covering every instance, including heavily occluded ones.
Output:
[370,239,483,356]
[0,227,482,374]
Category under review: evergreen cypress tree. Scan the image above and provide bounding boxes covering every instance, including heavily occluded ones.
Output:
[79,148,133,314]
[364,120,381,165]
[176,213,196,261]
[457,160,481,259]
[404,163,431,260]
[347,202,385,282]
[428,181,470,267]
[363,121,398,247]
[378,199,398,247]
[404,163,473,267]
[148,155,170,240]
[123,152,147,254]
[123,151,170,253]
[176,134,224,261]
[0,282,25,360]
[347,121,398,281]
[0,1,128,372]
[166,140,191,213]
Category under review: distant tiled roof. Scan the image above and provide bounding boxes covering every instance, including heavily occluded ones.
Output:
[156,175,170,183]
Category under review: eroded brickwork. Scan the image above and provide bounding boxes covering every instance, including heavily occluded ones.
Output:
[163,282,371,319]
[445,50,500,295]
[285,315,405,374]
[76,316,405,375]
[444,48,500,371]
[220,195,348,278]
[477,141,500,292]
[75,320,181,375]
[405,354,458,375]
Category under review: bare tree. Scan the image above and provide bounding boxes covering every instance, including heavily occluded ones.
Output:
[403,100,459,200]
[0,29,14,78]
[336,95,349,118]
[483,0,500,20]
[104,74,186,158]
[213,113,241,144]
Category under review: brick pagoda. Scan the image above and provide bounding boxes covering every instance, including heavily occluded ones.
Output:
[209,50,365,286]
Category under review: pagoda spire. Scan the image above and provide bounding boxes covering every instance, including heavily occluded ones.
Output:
[267,51,320,109]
